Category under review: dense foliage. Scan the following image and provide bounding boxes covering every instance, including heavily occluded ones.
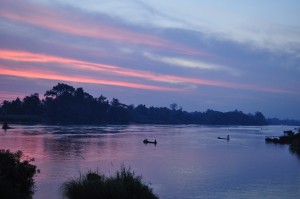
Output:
[62,166,159,199]
[0,83,268,125]
[0,150,38,199]
[265,128,300,146]
[265,128,300,158]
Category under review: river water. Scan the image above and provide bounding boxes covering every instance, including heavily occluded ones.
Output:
[1,125,299,199]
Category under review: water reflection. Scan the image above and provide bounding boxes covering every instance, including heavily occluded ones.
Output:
[43,137,86,160]
[0,125,300,199]
[289,146,300,160]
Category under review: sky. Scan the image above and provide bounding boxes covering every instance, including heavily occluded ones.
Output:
[0,0,300,119]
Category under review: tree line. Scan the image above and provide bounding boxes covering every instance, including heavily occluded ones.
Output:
[0,83,268,125]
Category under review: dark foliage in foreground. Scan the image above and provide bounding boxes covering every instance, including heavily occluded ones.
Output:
[62,166,159,199]
[266,128,300,159]
[0,83,268,125]
[265,128,300,147]
[0,149,38,199]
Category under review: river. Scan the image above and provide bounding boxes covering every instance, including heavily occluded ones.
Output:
[1,125,299,199]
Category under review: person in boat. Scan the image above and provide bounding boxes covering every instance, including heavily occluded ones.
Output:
[2,121,9,130]
[217,135,230,140]
[143,138,157,144]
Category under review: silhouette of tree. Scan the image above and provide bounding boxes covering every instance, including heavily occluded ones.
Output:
[0,83,271,125]
[1,98,22,114]
[253,111,267,125]
[22,93,42,115]
[43,84,77,123]
[108,98,130,124]
[170,103,178,111]
[44,83,76,99]
[0,150,38,199]
[95,95,110,123]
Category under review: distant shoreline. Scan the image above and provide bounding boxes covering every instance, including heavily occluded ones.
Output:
[1,83,299,126]
[1,118,299,127]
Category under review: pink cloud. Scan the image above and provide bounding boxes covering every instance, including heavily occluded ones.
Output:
[0,66,180,92]
[0,0,205,56]
[0,49,296,95]
[0,91,26,102]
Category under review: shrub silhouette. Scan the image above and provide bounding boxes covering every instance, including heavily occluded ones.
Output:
[0,149,38,199]
[62,166,159,199]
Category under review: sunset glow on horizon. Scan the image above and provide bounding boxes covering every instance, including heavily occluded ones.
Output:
[1,0,300,119]
[1,49,296,96]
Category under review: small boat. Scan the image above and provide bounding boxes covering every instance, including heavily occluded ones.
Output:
[217,135,230,140]
[2,122,11,130]
[143,139,157,145]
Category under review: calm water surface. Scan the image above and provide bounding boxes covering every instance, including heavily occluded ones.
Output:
[1,125,300,199]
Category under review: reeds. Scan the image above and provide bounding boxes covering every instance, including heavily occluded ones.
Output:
[62,166,159,199]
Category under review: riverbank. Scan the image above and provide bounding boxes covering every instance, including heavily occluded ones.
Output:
[265,128,300,150]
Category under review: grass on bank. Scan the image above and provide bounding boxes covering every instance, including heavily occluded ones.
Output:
[62,166,159,199]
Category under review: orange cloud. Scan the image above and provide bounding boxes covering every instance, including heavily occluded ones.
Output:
[0,1,205,56]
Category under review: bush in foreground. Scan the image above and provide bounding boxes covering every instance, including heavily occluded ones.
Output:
[62,166,159,199]
[0,149,38,199]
